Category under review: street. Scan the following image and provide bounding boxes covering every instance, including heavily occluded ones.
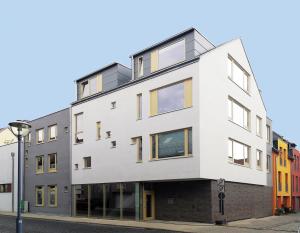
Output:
[1,213,300,233]
[0,215,180,233]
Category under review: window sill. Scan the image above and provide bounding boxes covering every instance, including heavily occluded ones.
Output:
[96,138,101,141]
[48,205,58,208]
[36,172,44,175]
[228,119,251,132]
[35,205,44,207]
[48,170,57,173]
[256,167,263,171]
[48,139,57,143]
[136,160,143,163]
[36,142,45,145]
[83,167,91,170]
[149,106,192,118]
[228,160,250,168]
[149,154,192,161]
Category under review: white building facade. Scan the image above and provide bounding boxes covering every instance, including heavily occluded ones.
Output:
[0,130,18,212]
[71,28,272,222]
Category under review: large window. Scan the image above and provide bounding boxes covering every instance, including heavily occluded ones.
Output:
[48,153,57,172]
[75,113,83,143]
[48,124,57,141]
[48,185,57,207]
[35,186,44,206]
[150,79,192,116]
[256,150,262,170]
[256,116,262,137]
[158,40,185,69]
[36,155,44,174]
[278,172,282,191]
[0,184,12,193]
[151,128,192,159]
[228,56,249,92]
[36,128,44,144]
[228,138,250,166]
[228,98,250,130]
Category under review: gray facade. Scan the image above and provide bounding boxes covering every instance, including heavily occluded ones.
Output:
[132,29,215,79]
[76,63,131,101]
[24,108,71,215]
[267,118,273,186]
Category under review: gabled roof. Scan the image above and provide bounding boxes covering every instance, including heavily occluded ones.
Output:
[130,27,215,58]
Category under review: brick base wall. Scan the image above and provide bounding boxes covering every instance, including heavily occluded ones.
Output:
[152,180,272,223]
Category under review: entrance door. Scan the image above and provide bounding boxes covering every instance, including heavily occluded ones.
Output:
[143,191,155,220]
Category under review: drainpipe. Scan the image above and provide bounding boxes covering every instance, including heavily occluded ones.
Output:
[11,152,15,212]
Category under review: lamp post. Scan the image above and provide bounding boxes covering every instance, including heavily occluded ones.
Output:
[8,121,31,233]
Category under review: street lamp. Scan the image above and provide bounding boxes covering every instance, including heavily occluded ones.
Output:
[8,120,31,233]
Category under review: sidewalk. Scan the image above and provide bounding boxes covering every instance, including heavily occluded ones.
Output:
[0,211,212,233]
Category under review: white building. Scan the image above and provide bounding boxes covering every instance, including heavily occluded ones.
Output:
[0,129,18,212]
[71,28,272,222]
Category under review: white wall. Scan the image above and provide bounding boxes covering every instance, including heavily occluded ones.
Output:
[198,39,268,185]
[0,142,18,212]
[72,38,268,186]
[72,63,201,184]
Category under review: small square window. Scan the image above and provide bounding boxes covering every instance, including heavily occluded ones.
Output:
[74,164,78,170]
[111,101,116,109]
[106,131,111,138]
[64,127,69,133]
[83,157,91,168]
[111,141,116,148]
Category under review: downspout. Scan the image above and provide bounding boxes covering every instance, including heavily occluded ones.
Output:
[11,152,15,212]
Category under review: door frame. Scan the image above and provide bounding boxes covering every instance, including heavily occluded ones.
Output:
[143,190,155,220]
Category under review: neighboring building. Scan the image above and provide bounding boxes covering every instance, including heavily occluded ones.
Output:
[0,129,18,212]
[0,128,17,146]
[71,28,271,223]
[272,132,292,212]
[24,108,71,215]
[266,118,273,187]
[290,144,300,211]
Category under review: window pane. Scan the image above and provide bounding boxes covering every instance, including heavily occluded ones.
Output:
[232,62,244,88]
[228,99,232,119]
[158,130,184,158]
[81,81,89,98]
[159,40,185,69]
[158,82,184,114]
[233,141,244,165]
[90,184,104,217]
[151,135,156,158]
[188,128,192,155]
[228,140,233,160]
[50,125,56,139]
[75,184,88,216]
[244,146,249,164]
[138,57,143,77]
[76,114,83,132]
[232,101,244,126]
[90,77,97,95]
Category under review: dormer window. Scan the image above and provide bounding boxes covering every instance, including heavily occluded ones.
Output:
[80,80,89,98]
[79,74,103,99]
[137,56,144,77]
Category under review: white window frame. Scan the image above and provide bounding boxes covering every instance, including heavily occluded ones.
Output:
[228,97,250,130]
[48,124,57,141]
[75,113,83,144]
[228,56,250,93]
[36,128,44,144]
[228,138,250,167]
[256,149,262,170]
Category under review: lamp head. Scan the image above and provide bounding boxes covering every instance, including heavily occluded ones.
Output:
[8,120,31,137]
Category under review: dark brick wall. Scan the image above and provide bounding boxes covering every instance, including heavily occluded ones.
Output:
[154,180,212,223]
[211,180,272,222]
[152,180,272,223]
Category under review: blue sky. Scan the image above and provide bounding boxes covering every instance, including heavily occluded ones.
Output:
[0,1,299,144]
